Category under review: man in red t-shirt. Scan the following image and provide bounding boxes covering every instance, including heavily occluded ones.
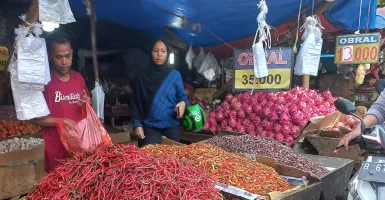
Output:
[31,32,90,173]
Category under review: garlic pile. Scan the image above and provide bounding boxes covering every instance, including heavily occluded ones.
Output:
[0,137,44,153]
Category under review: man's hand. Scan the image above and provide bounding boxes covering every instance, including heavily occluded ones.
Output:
[135,127,145,139]
[334,129,361,153]
[175,101,186,119]
[78,90,90,106]
[62,118,76,130]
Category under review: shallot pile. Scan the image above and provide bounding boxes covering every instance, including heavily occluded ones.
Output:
[0,137,44,153]
[28,145,221,200]
[144,144,292,196]
[202,135,329,177]
[204,87,337,144]
[330,115,360,132]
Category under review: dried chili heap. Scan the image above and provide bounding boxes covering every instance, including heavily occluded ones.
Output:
[27,145,222,200]
[143,144,292,196]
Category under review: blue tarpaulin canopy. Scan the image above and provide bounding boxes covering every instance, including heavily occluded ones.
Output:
[68,0,377,47]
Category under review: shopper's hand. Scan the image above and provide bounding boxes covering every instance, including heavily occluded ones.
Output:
[135,127,145,139]
[78,90,90,106]
[62,118,76,130]
[334,129,361,154]
[175,101,186,119]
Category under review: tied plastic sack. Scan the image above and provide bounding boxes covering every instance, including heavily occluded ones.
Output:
[251,0,271,79]
[91,82,105,122]
[185,44,196,70]
[198,53,220,81]
[38,0,76,24]
[55,102,111,153]
[294,16,324,76]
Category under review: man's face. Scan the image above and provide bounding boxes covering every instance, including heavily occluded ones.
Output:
[368,79,377,87]
[50,42,72,75]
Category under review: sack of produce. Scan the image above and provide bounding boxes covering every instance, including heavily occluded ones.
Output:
[55,102,111,153]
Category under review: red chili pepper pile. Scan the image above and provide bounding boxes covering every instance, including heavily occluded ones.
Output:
[27,145,222,200]
[143,144,292,196]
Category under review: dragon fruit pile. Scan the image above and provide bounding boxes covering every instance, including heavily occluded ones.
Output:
[204,87,337,144]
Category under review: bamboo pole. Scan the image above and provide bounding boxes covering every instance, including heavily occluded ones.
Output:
[83,0,100,83]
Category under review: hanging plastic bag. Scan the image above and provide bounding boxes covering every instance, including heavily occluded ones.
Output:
[294,16,324,76]
[38,0,76,24]
[252,40,268,78]
[198,53,219,81]
[294,32,323,76]
[55,102,111,154]
[91,82,105,122]
[185,44,196,70]
[193,48,206,70]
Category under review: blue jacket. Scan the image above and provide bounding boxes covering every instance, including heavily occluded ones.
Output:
[133,70,189,129]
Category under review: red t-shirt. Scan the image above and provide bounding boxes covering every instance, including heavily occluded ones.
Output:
[42,71,90,172]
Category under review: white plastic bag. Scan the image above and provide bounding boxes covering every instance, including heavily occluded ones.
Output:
[91,82,105,121]
[185,44,196,70]
[294,16,324,76]
[17,35,49,85]
[294,33,323,76]
[252,40,268,78]
[198,53,219,81]
[251,0,270,79]
[38,0,76,24]
[8,54,50,120]
[193,48,206,70]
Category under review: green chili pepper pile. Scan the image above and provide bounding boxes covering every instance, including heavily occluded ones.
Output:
[143,144,292,196]
[27,145,222,200]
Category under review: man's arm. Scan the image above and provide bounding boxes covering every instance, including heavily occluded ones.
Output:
[366,89,385,124]
[30,116,60,127]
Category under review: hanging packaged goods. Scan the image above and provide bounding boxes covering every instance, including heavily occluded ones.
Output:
[0,46,8,71]
[234,48,293,91]
[334,33,381,64]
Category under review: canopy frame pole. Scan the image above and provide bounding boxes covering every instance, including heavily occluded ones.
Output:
[83,0,100,83]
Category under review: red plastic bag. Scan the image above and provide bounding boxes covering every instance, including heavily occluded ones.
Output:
[55,102,112,154]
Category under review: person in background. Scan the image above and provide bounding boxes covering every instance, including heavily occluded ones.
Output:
[365,73,385,94]
[336,89,385,152]
[30,32,90,173]
[131,39,188,147]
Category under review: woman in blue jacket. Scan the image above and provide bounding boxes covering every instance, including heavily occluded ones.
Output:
[131,40,189,146]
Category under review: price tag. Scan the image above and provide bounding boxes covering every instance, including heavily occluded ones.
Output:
[234,69,291,90]
[215,182,265,200]
[0,46,8,71]
[335,33,380,64]
[234,48,293,91]
[342,46,353,62]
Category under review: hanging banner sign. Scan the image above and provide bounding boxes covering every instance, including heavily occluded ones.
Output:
[233,47,293,91]
[335,33,381,64]
[0,46,8,71]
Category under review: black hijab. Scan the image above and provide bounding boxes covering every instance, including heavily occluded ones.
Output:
[131,40,173,123]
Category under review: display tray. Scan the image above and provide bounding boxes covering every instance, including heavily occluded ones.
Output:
[302,154,354,200]
[161,137,322,200]
[0,132,42,141]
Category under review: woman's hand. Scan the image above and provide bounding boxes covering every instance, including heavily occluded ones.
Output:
[175,101,186,119]
[135,127,145,139]
[334,129,361,153]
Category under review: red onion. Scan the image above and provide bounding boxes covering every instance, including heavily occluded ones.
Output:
[225,94,234,102]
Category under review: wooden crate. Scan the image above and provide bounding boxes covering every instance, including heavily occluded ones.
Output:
[0,145,46,199]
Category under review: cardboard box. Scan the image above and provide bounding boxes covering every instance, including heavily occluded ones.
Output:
[299,112,351,138]
[193,88,216,102]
